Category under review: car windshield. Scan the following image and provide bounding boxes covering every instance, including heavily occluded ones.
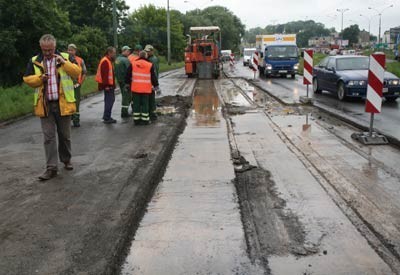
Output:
[266,46,298,59]
[244,50,255,56]
[337,57,369,71]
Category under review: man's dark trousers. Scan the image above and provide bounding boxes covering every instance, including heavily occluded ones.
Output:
[103,89,115,121]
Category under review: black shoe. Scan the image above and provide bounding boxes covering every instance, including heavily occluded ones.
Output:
[63,161,73,170]
[103,118,117,124]
[72,122,80,127]
[38,169,58,181]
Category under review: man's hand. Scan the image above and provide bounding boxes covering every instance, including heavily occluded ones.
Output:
[53,54,66,65]
[155,86,161,95]
[41,74,49,83]
[74,83,80,88]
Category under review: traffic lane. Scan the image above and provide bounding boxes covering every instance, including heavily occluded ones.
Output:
[313,91,400,140]
[0,73,191,274]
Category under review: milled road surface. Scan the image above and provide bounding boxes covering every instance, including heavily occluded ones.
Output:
[226,60,400,142]
[121,80,264,275]
[0,69,194,275]
[219,76,400,274]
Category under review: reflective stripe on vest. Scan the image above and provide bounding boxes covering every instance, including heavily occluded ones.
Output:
[31,53,75,106]
[130,59,152,94]
[96,57,114,85]
[75,56,83,84]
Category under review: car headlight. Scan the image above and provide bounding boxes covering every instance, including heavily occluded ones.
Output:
[266,64,272,70]
[293,63,299,70]
[348,80,366,86]
[388,79,400,85]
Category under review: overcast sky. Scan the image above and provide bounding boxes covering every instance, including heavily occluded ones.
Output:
[125,0,399,36]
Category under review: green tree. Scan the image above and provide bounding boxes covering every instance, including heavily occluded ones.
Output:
[342,24,360,45]
[121,5,186,60]
[183,6,245,52]
[57,0,129,44]
[0,0,71,86]
[70,26,108,73]
[244,20,333,48]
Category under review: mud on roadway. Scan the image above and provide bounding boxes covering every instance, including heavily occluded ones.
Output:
[0,70,194,275]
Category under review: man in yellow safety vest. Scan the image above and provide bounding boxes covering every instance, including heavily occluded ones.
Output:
[23,34,81,180]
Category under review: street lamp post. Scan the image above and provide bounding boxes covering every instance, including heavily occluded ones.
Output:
[112,0,118,48]
[337,8,349,48]
[360,14,373,46]
[167,0,171,65]
[368,4,394,45]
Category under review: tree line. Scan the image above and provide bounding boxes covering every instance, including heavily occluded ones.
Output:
[0,0,244,87]
[243,20,375,48]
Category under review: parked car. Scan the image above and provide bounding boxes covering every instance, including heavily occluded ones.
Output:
[313,55,400,101]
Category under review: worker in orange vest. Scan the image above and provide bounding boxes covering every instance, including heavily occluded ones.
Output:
[67,44,87,127]
[96,47,117,124]
[125,51,159,125]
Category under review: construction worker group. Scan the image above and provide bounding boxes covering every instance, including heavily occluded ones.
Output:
[96,44,160,125]
[23,34,162,180]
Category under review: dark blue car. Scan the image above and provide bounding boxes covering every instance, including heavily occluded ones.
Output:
[313,55,400,102]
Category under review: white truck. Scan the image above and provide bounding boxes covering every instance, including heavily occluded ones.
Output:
[255,34,299,78]
[242,48,256,66]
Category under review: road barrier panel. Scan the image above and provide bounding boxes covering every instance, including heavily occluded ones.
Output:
[352,52,389,145]
[300,49,313,104]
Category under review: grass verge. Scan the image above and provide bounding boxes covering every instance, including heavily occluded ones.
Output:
[298,53,327,75]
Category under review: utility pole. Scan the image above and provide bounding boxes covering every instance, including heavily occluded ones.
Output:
[337,8,349,48]
[368,5,394,46]
[167,0,171,65]
[360,14,373,47]
[112,0,118,49]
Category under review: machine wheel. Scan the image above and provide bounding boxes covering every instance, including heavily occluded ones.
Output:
[313,78,322,94]
[337,82,346,101]
[386,97,398,102]
[291,74,296,79]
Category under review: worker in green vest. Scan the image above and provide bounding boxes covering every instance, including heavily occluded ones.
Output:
[144,44,160,121]
[115,45,132,118]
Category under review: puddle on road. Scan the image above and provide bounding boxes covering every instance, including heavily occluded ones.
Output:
[191,81,221,127]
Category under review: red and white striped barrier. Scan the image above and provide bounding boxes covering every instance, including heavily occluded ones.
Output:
[252,52,259,72]
[366,53,385,113]
[303,49,313,85]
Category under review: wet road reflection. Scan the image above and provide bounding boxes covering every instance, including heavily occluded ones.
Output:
[192,81,221,127]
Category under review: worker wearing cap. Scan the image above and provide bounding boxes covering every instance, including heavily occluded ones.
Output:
[144,44,160,121]
[128,44,142,63]
[115,46,132,118]
[125,51,159,125]
[67,44,87,127]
